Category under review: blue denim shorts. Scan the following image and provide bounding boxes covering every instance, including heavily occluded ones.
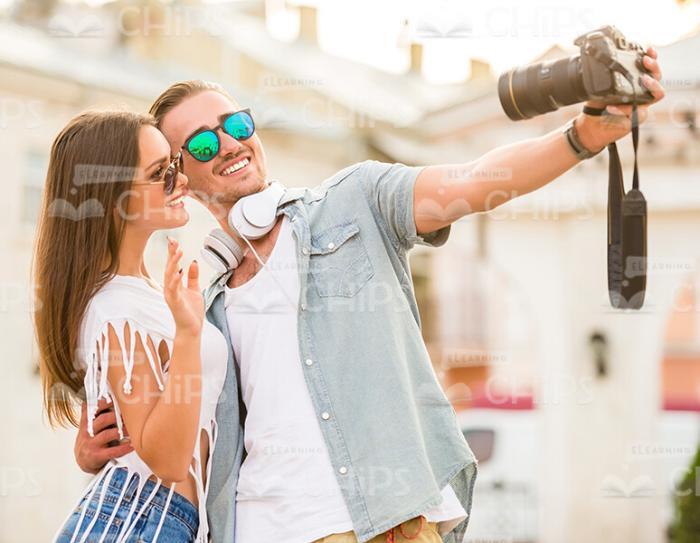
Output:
[56,467,199,543]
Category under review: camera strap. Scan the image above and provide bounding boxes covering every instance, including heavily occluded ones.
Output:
[607,103,647,309]
[588,48,649,308]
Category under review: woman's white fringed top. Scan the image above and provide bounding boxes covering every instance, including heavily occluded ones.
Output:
[66,274,228,543]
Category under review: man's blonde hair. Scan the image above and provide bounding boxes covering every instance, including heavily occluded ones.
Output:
[149,80,233,127]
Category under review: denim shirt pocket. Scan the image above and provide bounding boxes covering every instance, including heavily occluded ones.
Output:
[309,221,374,297]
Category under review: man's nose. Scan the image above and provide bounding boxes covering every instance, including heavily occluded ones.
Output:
[217,127,245,156]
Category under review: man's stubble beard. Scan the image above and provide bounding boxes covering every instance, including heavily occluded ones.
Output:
[198,171,267,222]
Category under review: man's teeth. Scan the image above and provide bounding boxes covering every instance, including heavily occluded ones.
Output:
[222,158,250,176]
[166,195,184,207]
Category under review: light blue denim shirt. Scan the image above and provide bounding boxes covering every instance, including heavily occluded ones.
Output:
[203,160,478,543]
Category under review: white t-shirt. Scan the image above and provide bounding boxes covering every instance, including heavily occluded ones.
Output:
[69,274,228,543]
[225,216,466,542]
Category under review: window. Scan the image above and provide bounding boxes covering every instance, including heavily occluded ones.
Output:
[22,150,48,223]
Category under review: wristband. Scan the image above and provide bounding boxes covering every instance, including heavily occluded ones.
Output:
[583,105,607,117]
[564,119,603,160]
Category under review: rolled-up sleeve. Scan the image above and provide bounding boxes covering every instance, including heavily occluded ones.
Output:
[358,160,451,251]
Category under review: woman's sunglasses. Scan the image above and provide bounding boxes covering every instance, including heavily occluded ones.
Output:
[133,151,183,195]
[182,109,255,163]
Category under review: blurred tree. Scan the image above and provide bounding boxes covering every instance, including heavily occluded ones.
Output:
[670,444,700,542]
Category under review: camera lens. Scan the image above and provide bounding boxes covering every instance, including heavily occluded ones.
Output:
[498,56,589,120]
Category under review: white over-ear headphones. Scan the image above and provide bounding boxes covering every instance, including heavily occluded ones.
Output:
[201,181,286,274]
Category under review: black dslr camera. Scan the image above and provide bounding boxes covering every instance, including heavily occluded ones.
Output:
[497,26,653,310]
[498,25,654,120]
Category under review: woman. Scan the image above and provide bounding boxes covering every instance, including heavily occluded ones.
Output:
[33,110,227,542]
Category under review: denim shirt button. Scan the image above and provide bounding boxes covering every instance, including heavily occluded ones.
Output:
[302,247,310,255]
[327,242,335,249]
[305,358,313,366]
[321,411,330,420]
[301,303,307,311]
[338,466,348,475]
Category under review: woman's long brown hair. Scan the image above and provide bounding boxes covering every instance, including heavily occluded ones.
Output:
[33,110,156,427]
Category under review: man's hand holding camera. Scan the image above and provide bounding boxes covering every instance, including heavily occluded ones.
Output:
[576,46,666,155]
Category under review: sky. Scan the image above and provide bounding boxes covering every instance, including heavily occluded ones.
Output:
[3,0,699,83]
[270,0,700,83]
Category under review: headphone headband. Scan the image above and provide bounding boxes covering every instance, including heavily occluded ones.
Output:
[201,181,286,272]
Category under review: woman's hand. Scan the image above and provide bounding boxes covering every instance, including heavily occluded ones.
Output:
[164,237,203,336]
[576,46,666,153]
[105,242,204,482]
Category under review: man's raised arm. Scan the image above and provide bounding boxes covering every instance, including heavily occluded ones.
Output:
[413,46,665,235]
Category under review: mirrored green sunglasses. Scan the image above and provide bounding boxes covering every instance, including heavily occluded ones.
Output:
[182,109,255,162]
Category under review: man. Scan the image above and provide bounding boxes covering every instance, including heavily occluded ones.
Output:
[74,47,665,543]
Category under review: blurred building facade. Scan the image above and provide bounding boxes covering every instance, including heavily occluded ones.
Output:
[1,1,699,541]
[0,4,356,540]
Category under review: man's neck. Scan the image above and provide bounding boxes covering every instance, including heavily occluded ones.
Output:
[226,215,285,288]
[220,214,281,252]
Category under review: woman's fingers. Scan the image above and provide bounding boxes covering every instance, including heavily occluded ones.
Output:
[186,259,200,292]
[164,237,183,294]
[164,237,177,285]
[170,250,183,291]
